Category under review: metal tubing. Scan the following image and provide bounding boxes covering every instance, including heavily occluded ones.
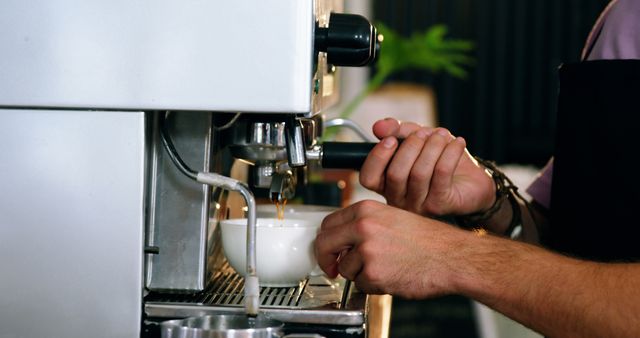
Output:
[196,173,259,316]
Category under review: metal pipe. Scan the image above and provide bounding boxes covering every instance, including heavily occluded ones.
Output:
[324,118,376,142]
[196,173,259,316]
[159,112,260,315]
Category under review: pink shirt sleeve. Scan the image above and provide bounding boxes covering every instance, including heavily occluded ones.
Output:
[582,0,640,61]
[525,159,554,209]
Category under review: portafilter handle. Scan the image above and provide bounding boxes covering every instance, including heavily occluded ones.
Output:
[318,142,375,169]
[312,140,406,170]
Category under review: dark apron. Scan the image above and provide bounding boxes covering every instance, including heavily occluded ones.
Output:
[548,60,640,262]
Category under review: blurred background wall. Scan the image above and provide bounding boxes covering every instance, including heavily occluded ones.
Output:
[372,0,610,167]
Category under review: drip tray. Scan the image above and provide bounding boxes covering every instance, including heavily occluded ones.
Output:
[145,263,367,326]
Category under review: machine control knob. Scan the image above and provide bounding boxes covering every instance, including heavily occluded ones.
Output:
[315,13,380,67]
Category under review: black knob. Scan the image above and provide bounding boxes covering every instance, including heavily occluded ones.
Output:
[315,13,380,67]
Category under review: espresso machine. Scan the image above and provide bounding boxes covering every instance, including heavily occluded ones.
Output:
[0,1,383,337]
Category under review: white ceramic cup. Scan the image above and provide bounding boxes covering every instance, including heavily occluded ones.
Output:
[256,204,337,277]
[220,218,318,287]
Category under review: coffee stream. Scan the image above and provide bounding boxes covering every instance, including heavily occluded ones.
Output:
[275,198,287,221]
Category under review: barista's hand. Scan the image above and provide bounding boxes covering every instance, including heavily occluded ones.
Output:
[314,200,467,298]
[359,118,496,217]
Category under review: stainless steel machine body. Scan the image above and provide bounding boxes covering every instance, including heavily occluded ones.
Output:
[0,1,381,337]
[0,111,146,338]
[0,1,321,112]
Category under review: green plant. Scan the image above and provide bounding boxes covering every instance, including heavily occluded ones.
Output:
[331,22,474,134]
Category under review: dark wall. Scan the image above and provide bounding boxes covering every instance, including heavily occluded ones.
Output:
[373,0,610,167]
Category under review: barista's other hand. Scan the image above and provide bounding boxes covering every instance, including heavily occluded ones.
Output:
[359,118,496,217]
[314,200,466,298]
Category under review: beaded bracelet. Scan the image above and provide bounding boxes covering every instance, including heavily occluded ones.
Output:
[455,156,523,237]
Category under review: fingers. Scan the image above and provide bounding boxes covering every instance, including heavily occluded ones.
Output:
[384,128,434,206]
[372,118,424,140]
[361,122,466,216]
[321,200,382,231]
[321,205,357,231]
[315,219,360,279]
[429,136,467,197]
[404,129,456,211]
[363,126,458,210]
[359,137,399,193]
[316,201,385,279]
[337,248,363,281]
[360,125,436,195]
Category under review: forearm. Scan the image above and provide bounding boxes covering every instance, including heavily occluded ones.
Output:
[450,233,640,338]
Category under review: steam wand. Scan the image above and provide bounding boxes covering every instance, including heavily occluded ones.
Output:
[196,173,259,316]
[159,112,260,316]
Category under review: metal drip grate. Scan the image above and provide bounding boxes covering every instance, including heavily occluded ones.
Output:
[146,262,308,308]
[201,262,308,308]
[145,262,367,326]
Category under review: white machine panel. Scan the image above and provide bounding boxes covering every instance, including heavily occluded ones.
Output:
[0,0,315,113]
[0,110,145,338]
